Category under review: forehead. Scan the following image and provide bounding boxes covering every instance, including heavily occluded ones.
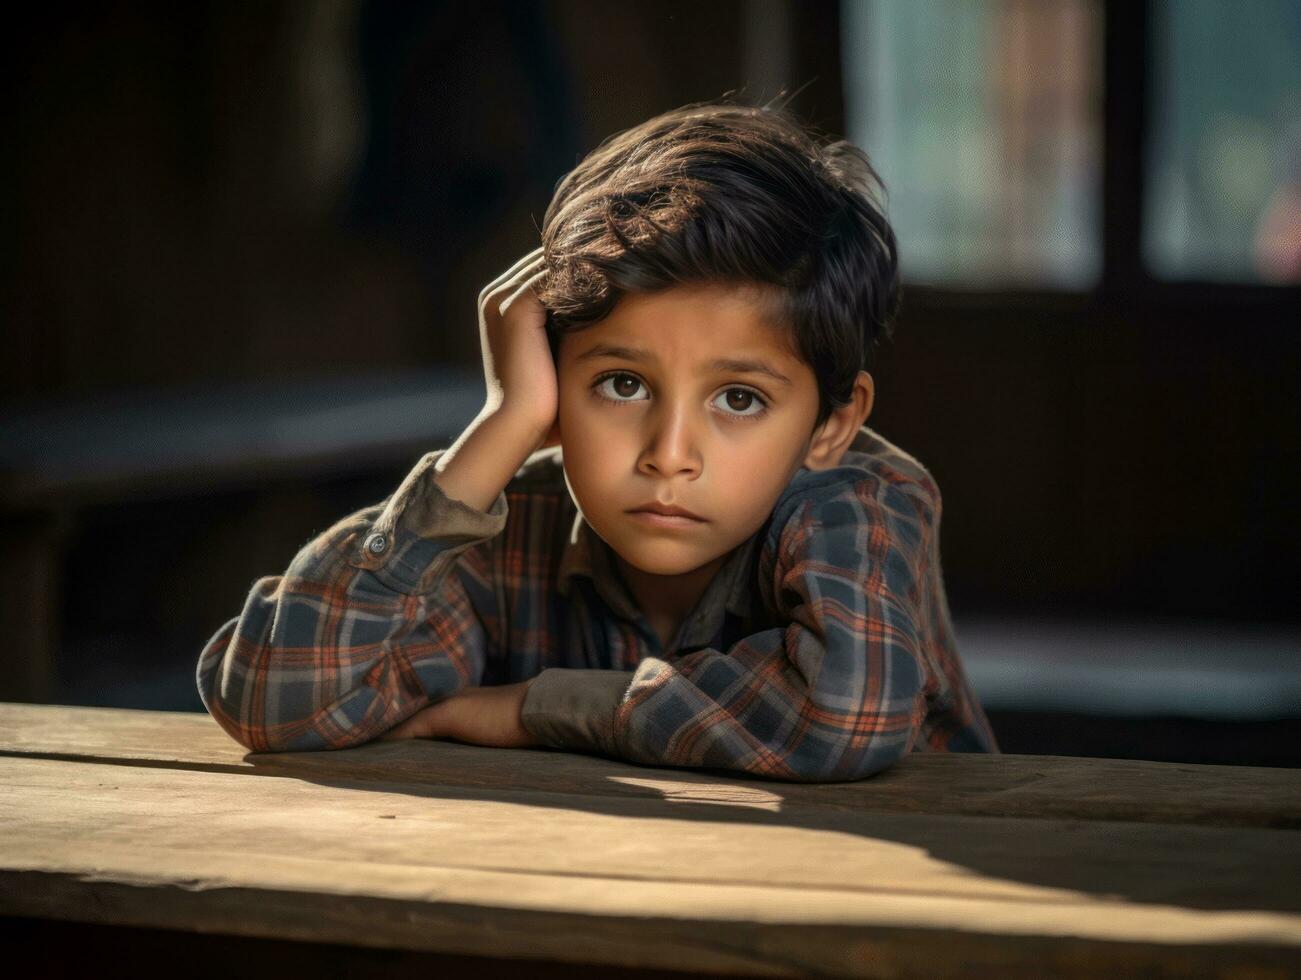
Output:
[568,282,798,361]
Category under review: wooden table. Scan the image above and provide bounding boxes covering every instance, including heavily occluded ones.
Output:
[2,703,1298,978]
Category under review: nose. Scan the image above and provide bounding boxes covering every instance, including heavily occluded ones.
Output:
[636,400,701,479]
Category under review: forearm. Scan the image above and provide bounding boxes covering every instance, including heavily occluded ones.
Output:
[434,406,548,513]
[379,679,542,749]
[200,244,556,753]
[198,439,513,752]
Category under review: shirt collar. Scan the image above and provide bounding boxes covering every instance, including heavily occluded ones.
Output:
[556,509,764,637]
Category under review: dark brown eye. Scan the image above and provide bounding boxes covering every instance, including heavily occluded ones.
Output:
[713,387,768,418]
[594,373,647,402]
[725,389,754,412]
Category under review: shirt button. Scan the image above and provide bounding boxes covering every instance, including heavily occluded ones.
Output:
[365,532,388,555]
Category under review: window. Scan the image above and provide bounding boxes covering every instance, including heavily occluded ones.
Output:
[1144,0,1301,284]
[841,0,1103,289]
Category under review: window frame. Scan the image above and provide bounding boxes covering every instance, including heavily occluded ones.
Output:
[795,0,1301,319]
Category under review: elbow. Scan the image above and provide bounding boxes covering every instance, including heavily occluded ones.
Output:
[200,688,344,754]
[838,734,913,781]
[206,700,277,753]
[197,647,395,754]
[195,626,332,754]
[783,734,911,783]
[200,678,366,753]
[197,667,294,753]
[824,686,927,783]
[775,733,910,783]
[786,691,922,783]
[196,624,260,751]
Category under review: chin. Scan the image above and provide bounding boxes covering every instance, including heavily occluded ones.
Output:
[618,553,695,577]
[606,535,716,577]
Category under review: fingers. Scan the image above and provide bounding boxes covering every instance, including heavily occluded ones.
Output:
[481,246,546,302]
[499,268,549,319]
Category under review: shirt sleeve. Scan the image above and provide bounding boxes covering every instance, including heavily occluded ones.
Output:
[195,449,508,753]
[520,469,940,783]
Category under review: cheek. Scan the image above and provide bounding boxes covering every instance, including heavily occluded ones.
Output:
[559,388,635,448]
[558,401,621,482]
[558,383,599,430]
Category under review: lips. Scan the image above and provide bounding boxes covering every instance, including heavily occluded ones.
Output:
[628,501,705,521]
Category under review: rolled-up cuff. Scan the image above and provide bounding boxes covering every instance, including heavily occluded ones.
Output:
[520,668,635,757]
[346,449,508,595]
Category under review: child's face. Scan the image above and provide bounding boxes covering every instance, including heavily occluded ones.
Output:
[554,282,823,579]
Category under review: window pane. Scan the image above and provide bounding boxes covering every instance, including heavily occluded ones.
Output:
[841,0,1103,289]
[1144,0,1301,283]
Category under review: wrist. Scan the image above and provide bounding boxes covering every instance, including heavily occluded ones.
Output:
[486,402,553,445]
[432,408,545,513]
[434,692,469,738]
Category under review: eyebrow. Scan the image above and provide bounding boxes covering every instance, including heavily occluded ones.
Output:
[574,344,793,387]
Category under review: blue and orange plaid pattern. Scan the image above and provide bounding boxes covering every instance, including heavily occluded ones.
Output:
[196,425,999,781]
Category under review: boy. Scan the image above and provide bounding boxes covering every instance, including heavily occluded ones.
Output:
[195,101,999,782]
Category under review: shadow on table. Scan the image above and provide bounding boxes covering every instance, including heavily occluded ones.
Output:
[221,742,1301,917]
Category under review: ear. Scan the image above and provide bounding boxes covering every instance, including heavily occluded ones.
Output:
[802,371,874,470]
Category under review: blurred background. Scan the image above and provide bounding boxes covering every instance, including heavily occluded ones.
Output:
[2,0,1298,766]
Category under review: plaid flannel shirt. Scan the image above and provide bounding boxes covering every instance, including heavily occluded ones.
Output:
[196,424,999,782]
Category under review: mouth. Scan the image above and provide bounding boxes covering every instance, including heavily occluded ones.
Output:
[626,502,707,526]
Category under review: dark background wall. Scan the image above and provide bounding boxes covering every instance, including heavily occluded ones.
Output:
[3,0,1297,765]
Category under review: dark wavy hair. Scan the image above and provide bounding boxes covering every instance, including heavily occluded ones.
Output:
[534,98,901,432]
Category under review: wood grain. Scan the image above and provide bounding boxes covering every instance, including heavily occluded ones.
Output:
[2,702,1297,828]
[3,703,1301,975]
[2,754,1300,977]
